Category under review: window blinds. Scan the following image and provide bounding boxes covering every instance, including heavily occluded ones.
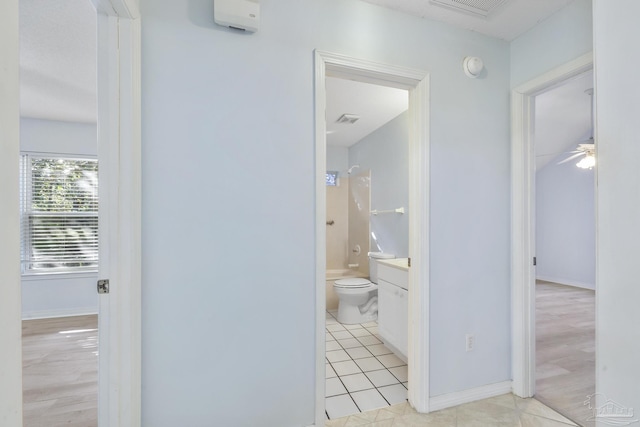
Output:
[20,155,99,273]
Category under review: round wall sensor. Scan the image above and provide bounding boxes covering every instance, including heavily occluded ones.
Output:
[463,56,484,78]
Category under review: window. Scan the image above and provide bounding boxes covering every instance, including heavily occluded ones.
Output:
[326,171,339,186]
[20,155,99,274]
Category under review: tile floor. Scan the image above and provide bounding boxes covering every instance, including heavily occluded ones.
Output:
[325,310,408,420]
[325,393,579,427]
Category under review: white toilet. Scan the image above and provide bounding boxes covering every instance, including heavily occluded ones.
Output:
[333,252,395,324]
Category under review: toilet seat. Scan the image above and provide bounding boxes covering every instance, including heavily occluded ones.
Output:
[334,278,372,289]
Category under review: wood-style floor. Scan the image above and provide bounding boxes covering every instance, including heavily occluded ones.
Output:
[536,281,595,426]
[22,315,98,427]
[19,285,593,426]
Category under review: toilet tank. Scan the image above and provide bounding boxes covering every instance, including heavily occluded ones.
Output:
[368,252,395,284]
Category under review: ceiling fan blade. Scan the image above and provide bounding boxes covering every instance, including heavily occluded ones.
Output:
[557,152,585,164]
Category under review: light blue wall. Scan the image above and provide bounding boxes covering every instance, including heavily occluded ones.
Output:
[349,111,408,258]
[20,118,98,319]
[141,0,510,423]
[511,0,593,88]
[594,0,640,414]
[327,145,348,173]
[536,158,595,289]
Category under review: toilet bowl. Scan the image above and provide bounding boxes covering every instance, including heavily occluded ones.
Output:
[333,278,378,324]
[333,252,395,324]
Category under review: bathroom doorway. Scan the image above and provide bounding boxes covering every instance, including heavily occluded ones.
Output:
[314,51,430,425]
[323,76,409,421]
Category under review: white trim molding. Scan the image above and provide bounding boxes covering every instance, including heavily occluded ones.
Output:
[22,308,99,321]
[535,275,595,290]
[511,52,592,398]
[95,1,141,426]
[429,381,513,412]
[314,51,430,425]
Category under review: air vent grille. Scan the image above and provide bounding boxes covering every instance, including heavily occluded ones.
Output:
[336,114,360,124]
[430,0,509,17]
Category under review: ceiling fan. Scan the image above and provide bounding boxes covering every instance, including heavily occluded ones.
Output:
[557,88,595,169]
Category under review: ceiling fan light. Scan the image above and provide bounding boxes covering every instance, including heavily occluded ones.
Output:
[576,154,595,169]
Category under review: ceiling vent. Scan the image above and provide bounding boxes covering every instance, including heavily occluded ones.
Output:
[429,0,510,17]
[336,114,360,124]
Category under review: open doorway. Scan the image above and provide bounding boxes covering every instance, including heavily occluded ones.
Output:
[323,76,410,420]
[314,51,430,425]
[19,0,99,424]
[510,53,593,404]
[2,0,140,424]
[533,70,595,425]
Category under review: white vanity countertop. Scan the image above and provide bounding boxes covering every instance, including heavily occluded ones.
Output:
[377,258,409,271]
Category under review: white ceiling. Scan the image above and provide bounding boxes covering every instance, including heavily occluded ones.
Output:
[326,78,408,147]
[20,0,96,123]
[18,0,578,130]
[360,0,575,41]
[535,70,594,170]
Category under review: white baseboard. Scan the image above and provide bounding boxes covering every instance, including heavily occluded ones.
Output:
[22,307,98,320]
[536,275,595,290]
[429,380,513,412]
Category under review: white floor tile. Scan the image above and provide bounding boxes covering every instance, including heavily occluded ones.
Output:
[326,324,346,332]
[343,323,363,330]
[345,346,373,360]
[328,309,338,316]
[326,334,336,342]
[402,382,408,389]
[366,343,393,356]
[388,365,408,382]
[326,364,337,379]
[357,335,382,346]
[325,394,359,419]
[331,330,353,340]
[326,349,351,363]
[326,317,338,325]
[350,389,389,412]
[361,321,378,327]
[365,369,401,387]
[365,326,379,334]
[377,384,407,405]
[325,341,342,351]
[354,356,385,372]
[331,360,362,376]
[340,373,375,393]
[337,338,362,349]
[349,328,372,337]
[325,377,347,397]
[377,353,405,368]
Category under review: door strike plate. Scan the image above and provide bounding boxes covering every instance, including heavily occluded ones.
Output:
[97,279,110,294]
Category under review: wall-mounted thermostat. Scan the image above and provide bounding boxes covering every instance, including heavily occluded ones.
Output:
[214,0,260,33]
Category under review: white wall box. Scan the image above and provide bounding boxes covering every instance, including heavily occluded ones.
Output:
[214,0,260,33]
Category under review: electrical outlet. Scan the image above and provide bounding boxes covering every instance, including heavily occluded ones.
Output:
[465,334,474,352]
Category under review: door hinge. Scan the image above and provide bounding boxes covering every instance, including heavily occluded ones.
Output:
[408,257,411,268]
[97,279,110,294]
[533,257,537,266]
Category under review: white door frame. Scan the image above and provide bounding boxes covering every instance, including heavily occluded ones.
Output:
[314,51,430,424]
[0,0,22,424]
[92,0,142,425]
[510,52,593,398]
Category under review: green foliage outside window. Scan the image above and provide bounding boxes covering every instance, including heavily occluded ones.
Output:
[22,156,99,273]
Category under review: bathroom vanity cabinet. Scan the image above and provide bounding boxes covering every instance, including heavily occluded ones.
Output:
[377,259,409,362]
